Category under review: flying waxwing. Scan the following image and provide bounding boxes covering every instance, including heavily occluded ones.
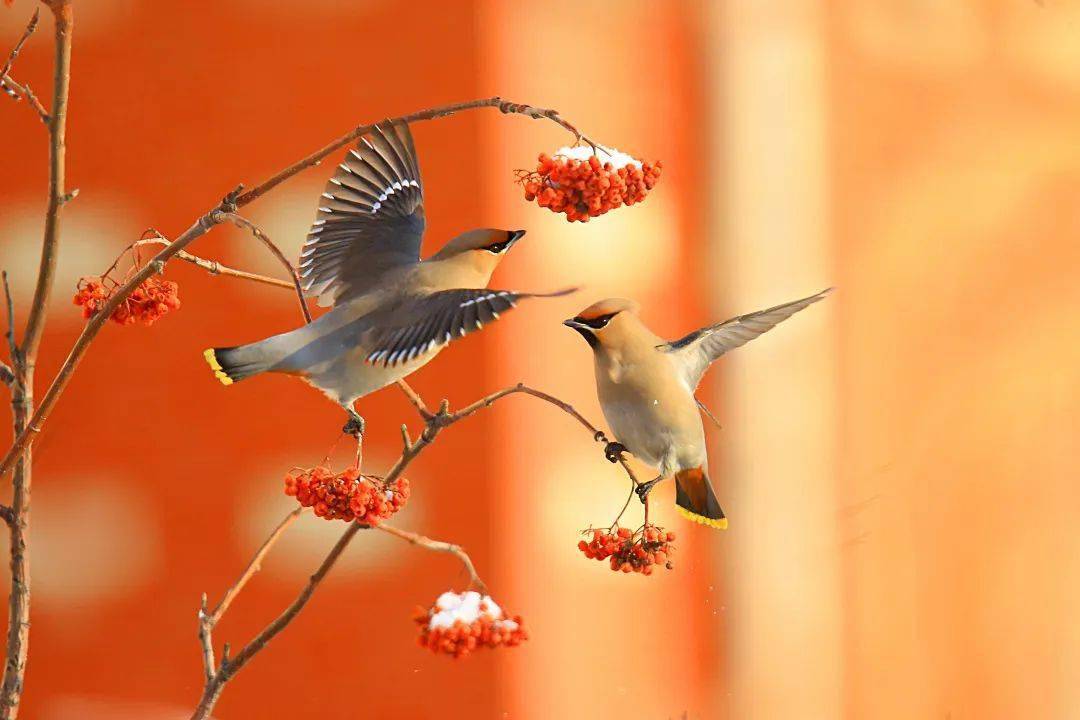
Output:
[204,120,571,434]
[564,289,832,529]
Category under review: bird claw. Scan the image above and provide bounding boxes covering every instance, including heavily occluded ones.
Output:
[342,412,366,438]
[635,479,659,504]
[604,441,627,464]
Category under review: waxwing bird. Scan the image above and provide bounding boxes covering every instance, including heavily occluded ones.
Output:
[564,289,832,529]
[204,120,571,435]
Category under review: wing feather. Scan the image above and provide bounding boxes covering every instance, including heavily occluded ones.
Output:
[364,288,576,368]
[298,120,426,307]
[661,288,833,388]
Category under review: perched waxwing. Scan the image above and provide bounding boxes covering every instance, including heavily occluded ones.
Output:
[204,120,571,434]
[564,289,832,529]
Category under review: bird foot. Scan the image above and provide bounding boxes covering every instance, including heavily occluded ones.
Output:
[635,478,660,504]
[604,441,627,463]
[342,411,366,438]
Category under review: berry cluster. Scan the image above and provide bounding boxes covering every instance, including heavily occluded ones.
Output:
[73,276,181,326]
[283,465,410,523]
[414,591,527,659]
[519,146,662,222]
[577,524,676,576]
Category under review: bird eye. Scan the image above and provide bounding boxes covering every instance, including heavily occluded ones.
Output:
[580,313,616,329]
[483,242,509,254]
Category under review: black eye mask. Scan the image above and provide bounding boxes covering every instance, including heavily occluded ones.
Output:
[576,313,616,330]
[483,241,511,254]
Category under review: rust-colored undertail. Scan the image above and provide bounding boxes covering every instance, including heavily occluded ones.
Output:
[674,467,728,530]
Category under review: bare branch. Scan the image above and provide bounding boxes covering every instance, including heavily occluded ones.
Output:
[189,376,629,718]
[377,524,486,592]
[208,507,303,627]
[134,234,295,290]
[1,2,73,714]
[2,272,17,375]
[233,96,597,207]
[215,213,311,324]
[0,10,39,83]
[0,9,49,125]
[395,380,432,419]
[696,397,722,430]
[197,595,215,684]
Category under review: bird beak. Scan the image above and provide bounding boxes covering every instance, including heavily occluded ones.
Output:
[508,229,527,246]
[563,318,598,347]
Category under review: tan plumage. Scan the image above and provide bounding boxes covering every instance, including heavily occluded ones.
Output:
[565,289,832,529]
[204,121,571,432]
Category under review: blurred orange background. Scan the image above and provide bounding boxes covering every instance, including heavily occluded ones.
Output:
[1,1,1078,718]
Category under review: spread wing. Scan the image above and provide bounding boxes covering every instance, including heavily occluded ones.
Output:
[299,121,425,307]
[661,288,832,388]
[364,288,575,368]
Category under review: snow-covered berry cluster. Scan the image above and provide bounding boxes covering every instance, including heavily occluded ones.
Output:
[73,275,180,326]
[414,590,527,659]
[284,465,409,523]
[518,146,662,222]
[577,524,676,576]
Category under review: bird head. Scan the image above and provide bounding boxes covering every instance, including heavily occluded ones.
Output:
[563,298,641,349]
[436,227,525,265]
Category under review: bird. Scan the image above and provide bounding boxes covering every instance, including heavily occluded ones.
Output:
[563,288,832,529]
[204,120,571,435]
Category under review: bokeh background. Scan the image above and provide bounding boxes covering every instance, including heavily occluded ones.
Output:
[1,1,1078,718]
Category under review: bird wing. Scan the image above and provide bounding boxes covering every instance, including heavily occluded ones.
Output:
[660,288,832,389]
[299,121,425,307]
[364,288,576,368]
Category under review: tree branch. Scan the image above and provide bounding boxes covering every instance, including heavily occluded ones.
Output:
[215,212,311,324]
[0,9,49,125]
[134,234,296,290]
[232,96,597,208]
[190,378,624,719]
[1,2,72,716]
[376,524,485,592]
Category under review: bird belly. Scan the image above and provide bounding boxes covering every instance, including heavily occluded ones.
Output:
[303,344,442,405]
[600,385,706,476]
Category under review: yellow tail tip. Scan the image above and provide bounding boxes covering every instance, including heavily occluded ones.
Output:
[676,505,728,530]
[203,348,233,386]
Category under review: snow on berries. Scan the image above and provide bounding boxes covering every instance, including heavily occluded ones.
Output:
[73,275,180,326]
[577,524,676,576]
[414,590,527,659]
[518,145,662,222]
[284,465,410,523]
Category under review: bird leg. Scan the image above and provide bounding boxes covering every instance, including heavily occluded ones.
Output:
[342,407,366,439]
[635,475,663,504]
[604,441,627,463]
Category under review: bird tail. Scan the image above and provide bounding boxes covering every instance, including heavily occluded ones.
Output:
[674,467,728,530]
[203,341,278,386]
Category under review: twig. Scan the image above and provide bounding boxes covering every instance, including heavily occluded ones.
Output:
[1,272,16,378]
[196,507,303,684]
[191,520,365,719]
[696,397,722,430]
[376,524,486,592]
[0,9,49,125]
[134,236,295,290]
[1,2,72,716]
[215,212,311,324]
[233,96,598,207]
[395,380,432,419]
[0,10,39,83]
[0,96,595,482]
[208,507,303,627]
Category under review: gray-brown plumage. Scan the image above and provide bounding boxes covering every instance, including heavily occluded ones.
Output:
[564,288,832,529]
[204,120,570,433]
